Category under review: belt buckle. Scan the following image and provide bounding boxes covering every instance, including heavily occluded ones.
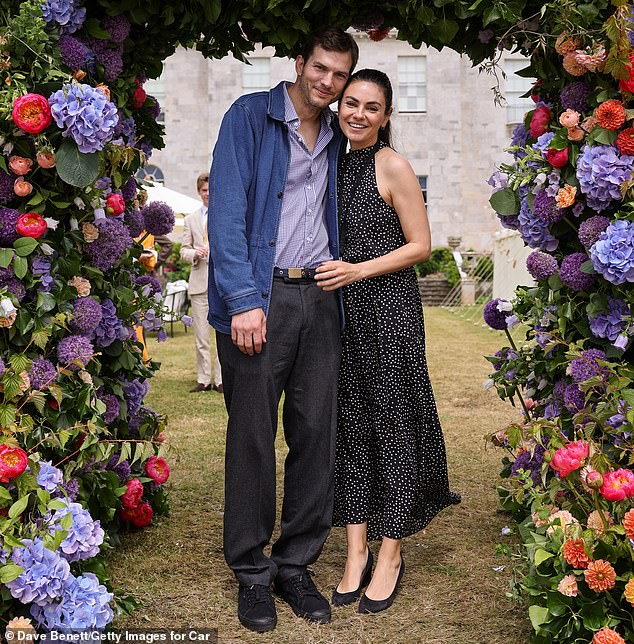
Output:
[287,267,303,279]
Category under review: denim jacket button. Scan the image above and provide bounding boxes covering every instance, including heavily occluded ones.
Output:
[277,192,283,199]
[269,239,275,246]
[262,291,268,298]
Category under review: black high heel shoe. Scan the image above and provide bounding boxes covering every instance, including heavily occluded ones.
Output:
[331,548,374,607]
[358,556,405,614]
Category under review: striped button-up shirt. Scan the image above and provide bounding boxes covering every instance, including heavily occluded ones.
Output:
[275,83,334,269]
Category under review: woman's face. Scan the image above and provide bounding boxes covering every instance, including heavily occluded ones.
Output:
[338,80,391,150]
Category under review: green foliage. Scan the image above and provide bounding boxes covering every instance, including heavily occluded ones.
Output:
[416,247,461,288]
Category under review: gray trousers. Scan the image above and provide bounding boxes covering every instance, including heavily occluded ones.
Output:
[217,279,341,586]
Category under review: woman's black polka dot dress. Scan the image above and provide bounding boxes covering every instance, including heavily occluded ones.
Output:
[333,141,460,541]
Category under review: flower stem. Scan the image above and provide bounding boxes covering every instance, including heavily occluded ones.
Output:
[504,329,531,419]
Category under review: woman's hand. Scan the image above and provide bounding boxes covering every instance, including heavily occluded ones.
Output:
[315,260,365,291]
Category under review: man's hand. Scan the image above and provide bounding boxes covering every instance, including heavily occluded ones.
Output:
[195,246,209,259]
[231,308,267,356]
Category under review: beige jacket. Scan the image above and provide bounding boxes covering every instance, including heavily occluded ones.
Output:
[180,207,209,296]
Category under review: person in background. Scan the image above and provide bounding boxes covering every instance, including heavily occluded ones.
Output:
[180,172,222,393]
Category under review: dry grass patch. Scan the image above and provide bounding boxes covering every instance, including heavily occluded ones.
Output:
[108,309,530,643]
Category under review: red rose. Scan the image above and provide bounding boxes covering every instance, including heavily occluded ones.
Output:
[121,477,144,509]
[0,444,28,483]
[529,105,551,138]
[119,501,153,527]
[367,27,390,42]
[616,128,634,155]
[145,456,170,484]
[12,94,52,134]
[546,147,569,168]
[130,81,146,110]
[620,55,634,93]
[16,212,47,238]
[530,80,542,103]
[106,192,125,216]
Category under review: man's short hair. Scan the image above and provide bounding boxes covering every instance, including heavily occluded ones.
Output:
[300,27,359,73]
[197,172,209,191]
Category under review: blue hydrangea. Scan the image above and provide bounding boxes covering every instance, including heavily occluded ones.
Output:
[517,188,558,251]
[93,299,127,348]
[32,257,54,292]
[6,538,71,606]
[121,378,149,416]
[31,572,113,630]
[589,220,634,284]
[41,0,86,34]
[37,461,64,493]
[49,500,104,563]
[576,145,634,212]
[48,84,119,153]
[589,297,631,341]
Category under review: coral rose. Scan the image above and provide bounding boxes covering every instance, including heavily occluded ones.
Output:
[546,147,569,168]
[567,126,585,142]
[595,99,626,130]
[119,501,153,527]
[556,185,577,208]
[550,441,589,478]
[557,574,578,597]
[16,212,46,238]
[530,105,551,138]
[13,178,33,197]
[600,469,634,501]
[145,456,170,484]
[12,93,52,133]
[555,33,579,55]
[616,128,634,155]
[563,52,586,76]
[593,628,625,644]
[559,109,580,128]
[0,444,28,482]
[8,156,32,176]
[36,150,55,169]
[624,577,634,607]
[121,478,143,510]
[582,115,598,132]
[623,508,634,540]
[584,559,616,592]
[563,538,591,569]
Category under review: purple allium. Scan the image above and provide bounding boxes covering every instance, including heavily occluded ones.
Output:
[58,35,88,72]
[121,176,137,202]
[0,208,20,244]
[589,297,631,341]
[518,189,559,251]
[49,499,104,562]
[36,460,64,493]
[589,220,634,285]
[41,0,86,34]
[559,252,595,291]
[532,191,566,225]
[134,275,162,297]
[93,298,127,348]
[141,201,175,236]
[526,251,558,280]
[553,379,566,400]
[576,145,634,212]
[28,359,57,390]
[579,215,610,248]
[85,218,133,272]
[560,82,592,114]
[97,46,124,82]
[57,335,93,371]
[563,383,585,412]
[102,15,130,43]
[569,348,607,383]
[6,538,71,606]
[511,443,545,487]
[31,572,113,630]
[105,452,131,483]
[124,208,145,238]
[0,171,16,206]
[32,257,54,292]
[483,298,511,330]
[98,391,120,425]
[49,83,119,154]
[53,477,80,502]
[0,266,26,302]
[69,297,103,335]
[122,378,149,416]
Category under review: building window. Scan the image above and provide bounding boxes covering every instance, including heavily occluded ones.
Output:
[242,57,271,93]
[397,56,426,113]
[143,76,165,124]
[504,57,534,124]
[418,175,428,206]
[136,164,165,184]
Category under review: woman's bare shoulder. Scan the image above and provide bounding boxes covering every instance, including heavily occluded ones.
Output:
[376,147,414,178]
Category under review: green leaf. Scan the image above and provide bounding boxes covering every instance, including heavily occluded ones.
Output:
[534,548,554,567]
[13,237,38,257]
[8,353,30,373]
[2,534,24,548]
[36,291,57,314]
[0,563,23,583]
[12,255,27,280]
[84,17,112,39]
[528,605,551,630]
[8,494,29,519]
[0,404,16,427]
[490,188,519,216]
[0,248,13,268]
[61,511,73,530]
[0,486,12,503]
[55,140,100,188]
[47,498,68,510]
[434,19,459,44]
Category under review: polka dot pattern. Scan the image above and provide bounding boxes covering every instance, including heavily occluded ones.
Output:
[333,142,460,541]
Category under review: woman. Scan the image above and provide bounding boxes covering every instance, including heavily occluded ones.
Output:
[315,69,460,614]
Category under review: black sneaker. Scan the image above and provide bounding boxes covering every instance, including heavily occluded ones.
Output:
[274,570,331,624]
[237,584,277,633]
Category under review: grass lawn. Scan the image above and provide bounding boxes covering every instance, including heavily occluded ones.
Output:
[108,307,531,643]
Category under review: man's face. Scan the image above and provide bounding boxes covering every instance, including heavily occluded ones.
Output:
[294,46,353,110]
[198,181,209,208]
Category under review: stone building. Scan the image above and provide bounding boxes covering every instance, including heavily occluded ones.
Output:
[145,32,533,251]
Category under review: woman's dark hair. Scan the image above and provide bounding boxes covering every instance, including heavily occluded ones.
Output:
[341,68,393,146]
[300,27,359,73]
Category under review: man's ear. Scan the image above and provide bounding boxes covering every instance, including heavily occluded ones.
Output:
[295,55,305,77]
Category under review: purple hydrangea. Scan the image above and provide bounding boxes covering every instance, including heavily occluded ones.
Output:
[48,83,119,153]
[6,538,71,606]
[483,298,511,330]
[532,191,566,225]
[511,123,530,148]
[589,220,634,285]
[498,215,519,230]
[0,266,26,302]
[122,378,149,415]
[533,132,555,155]
[579,216,610,248]
[28,359,57,390]
[544,402,562,419]
[559,252,595,291]
[526,251,558,280]
[563,384,585,412]
[518,189,559,251]
[0,171,16,206]
[127,405,158,435]
[0,208,20,244]
[510,443,545,487]
[589,297,631,341]
[121,176,137,202]
[49,499,104,562]
[93,298,127,348]
[124,208,145,238]
[145,96,162,121]
[113,114,137,147]
[69,297,103,335]
[141,201,175,236]
[41,0,86,34]
[57,335,93,371]
[58,35,89,72]
[105,453,131,483]
[53,478,79,502]
[98,391,120,425]
[488,171,508,193]
[32,257,54,292]
[569,348,607,383]
[576,145,634,212]
[36,460,64,493]
[134,275,162,297]
[102,15,130,43]
[85,218,133,272]
[30,572,113,630]
[560,82,592,114]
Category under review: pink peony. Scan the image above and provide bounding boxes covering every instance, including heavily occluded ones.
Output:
[119,501,153,527]
[600,469,634,501]
[106,193,125,216]
[8,156,32,176]
[530,105,551,138]
[121,477,143,509]
[550,441,589,478]
[145,456,170,484]
[546,147,569,169]
[0,444,28,482]
[12,94,52,134]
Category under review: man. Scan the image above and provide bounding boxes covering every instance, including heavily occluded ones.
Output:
[208,28,358,633]
[180,172,222,393]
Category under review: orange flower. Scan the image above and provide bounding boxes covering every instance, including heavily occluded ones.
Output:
[567,126,585,142]
[623,509,634,540]
[616,128,634,155]
[595,99,626,131]
[563,538,591,569]
[559,109,580,128]
[556,185,577,208]
[563,52,586,76]
[582,116,598,132]
[593,628,626,644]
[584,559,616,592]
[624,577,634,607]
[555,33,580,55]
[96,83,110,100]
